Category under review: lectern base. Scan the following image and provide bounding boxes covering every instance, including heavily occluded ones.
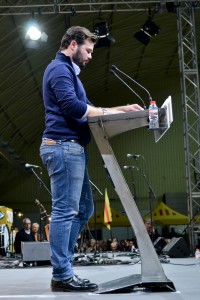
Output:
[95,274,176,294]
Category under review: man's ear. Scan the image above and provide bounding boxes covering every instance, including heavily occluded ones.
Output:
[70,40,78,51]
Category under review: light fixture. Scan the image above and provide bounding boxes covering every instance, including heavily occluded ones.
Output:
[17,212,23,217]
[93,21,115,48]
[134,19,160,46]
[25,19,48,49]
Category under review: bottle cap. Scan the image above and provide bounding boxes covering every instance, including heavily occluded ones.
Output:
[150,100,156,104]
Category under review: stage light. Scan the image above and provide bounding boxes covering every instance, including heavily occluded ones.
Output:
[25,20,48,49]
[134,20,160,46]
[26,25,41,41]
[93,21,115,48]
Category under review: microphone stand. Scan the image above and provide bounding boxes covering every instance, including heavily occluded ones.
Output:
[133,157,157,240]
[30,168,51,196]
[89,180,103,256]
[29,167,51,241]
[125,168,138,201]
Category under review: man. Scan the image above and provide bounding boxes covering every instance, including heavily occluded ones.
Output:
[14,218,35,254]
[32,222,41,241]
[40,26,143,293]
[144,218,160,242]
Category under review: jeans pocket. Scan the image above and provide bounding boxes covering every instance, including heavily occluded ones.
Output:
[40,146,55,176]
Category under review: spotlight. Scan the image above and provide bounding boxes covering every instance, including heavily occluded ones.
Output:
[26,25,41,41]
[93,21,115,48]
[25,20,48,49]
[134,20,160,46]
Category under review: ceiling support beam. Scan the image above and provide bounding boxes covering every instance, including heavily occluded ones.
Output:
[0,1,200,15]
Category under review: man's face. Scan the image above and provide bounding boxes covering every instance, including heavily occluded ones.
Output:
[32,225,39,233]
[145,221,153,233]
[23,220,31,230]
[72,39,94,69]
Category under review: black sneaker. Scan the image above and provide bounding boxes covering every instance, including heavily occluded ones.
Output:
[51,276,98,292]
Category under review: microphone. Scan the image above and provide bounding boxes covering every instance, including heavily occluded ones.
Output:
[123,166,138,170]
[127,154,142,158]
[25,163,41,169]
[111,65,152,103]
[110,67,146,108]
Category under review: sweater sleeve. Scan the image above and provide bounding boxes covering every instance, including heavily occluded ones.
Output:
[49,64,88,119]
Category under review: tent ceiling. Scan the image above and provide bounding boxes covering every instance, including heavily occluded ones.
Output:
[0,1,200,187]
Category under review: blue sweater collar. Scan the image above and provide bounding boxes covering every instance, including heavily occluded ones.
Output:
[56,52,80,75]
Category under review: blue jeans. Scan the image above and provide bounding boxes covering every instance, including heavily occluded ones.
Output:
[40,139,94,280]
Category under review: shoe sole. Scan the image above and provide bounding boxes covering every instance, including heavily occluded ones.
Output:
[51,287,98,292]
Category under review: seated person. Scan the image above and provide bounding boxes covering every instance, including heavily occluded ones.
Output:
[32,222,43,241]
[110,241,119,253]
[144,218,160,243]
[14,218,35,254]
[127,240,136,252]
[166,227,181,240]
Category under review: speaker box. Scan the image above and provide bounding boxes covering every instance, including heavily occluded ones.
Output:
[21,242,51,262]
[163,237,190,258]
[153,237,167,254]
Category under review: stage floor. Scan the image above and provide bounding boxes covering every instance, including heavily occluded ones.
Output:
[0,257,199,300]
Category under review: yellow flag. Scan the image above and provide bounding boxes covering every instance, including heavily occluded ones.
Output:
[104,188,112,230]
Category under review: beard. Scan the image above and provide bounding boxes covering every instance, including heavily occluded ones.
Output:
[72,47,86,69]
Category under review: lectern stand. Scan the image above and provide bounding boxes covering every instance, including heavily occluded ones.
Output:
[88,104,175,293]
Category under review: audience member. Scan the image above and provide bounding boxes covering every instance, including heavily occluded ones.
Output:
[119,239,126,252]
[32,223,42,241]
[128,240,136,252]
[14,218,35,254]
[166,227,181,239]
[110,241,118,252]
[144,218,160,242]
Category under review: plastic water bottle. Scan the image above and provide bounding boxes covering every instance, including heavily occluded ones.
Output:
[195,248,200,266]
[148,100,159,129]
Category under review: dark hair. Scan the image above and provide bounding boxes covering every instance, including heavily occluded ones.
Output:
[60,26,97,50]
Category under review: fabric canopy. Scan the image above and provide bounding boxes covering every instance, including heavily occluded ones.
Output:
[143,202,188,225]
[88,208,130,227]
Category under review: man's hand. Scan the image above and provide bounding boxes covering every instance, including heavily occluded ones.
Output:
[118,104,144,112]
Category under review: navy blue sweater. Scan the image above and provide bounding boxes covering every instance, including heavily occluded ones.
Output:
[42,52,93,145]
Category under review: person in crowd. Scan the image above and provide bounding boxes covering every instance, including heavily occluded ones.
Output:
[14,218,35,254]
[144,218,160,242]
[110,237,119,252]
[32,223,42,241]
[40,25,143,293]
[87,239,96,253]
[119,239,126,252]
[166,227,181,240]
[110,241,119,252]
[128,240,136,252]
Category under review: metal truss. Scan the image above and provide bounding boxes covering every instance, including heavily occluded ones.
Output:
[0,0,200,16]
[177,1,200,254]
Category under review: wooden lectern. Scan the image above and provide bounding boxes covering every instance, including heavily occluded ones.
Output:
[88,99,175,293]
